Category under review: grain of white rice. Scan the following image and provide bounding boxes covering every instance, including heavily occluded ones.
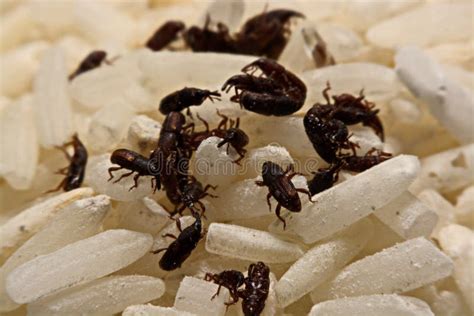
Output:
[211,175,307,222]
[438,224,474,313]
[0,95,38,190]
[455,186,474,226]
[27,0,75,39]
[417,189,456,239]
[367,3,472,49]
[123,304,196,316]
[395,46,474,144]
[206,223,304,263]
[301,62,400,109]
[0,6,37,52]
[73,1,136,53]
[70,51,151,111]
[311,237,453,302]
[5,229,153,304]
[408,284,468,316]
[269,155,420,243]
[27,275,165,316]
[309,294,434,316]
[374,191,438,239]
[275,218,373,307]
[33,46,74,148]
[0,41,48,97]
[86,154,154,201]
[201,0,245,30]
[410,144,474,194]
[0,195,110,312]
[126,115,161,153]
[0,188,94,260]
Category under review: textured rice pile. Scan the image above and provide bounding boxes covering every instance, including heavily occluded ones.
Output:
[0,0,473,315]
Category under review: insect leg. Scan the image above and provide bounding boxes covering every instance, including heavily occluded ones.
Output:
[296,188,314,202]
[211,284,222,300]
[45,178,67,194]
[150,247,167,254]
[266,192,272,212]
[162,233,178,239]
[275,204,286,229]
[128,173,141,191]
[112,170,134,183]
[107,167,122,181]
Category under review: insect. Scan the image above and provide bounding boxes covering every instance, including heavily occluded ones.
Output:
[210,113,250,155]
[48,134,88,192]
[151,212,203,271]
[307,161,343,196]
[235,9,305,59]
[304,104,358,164]
[159,87,221,116]
[183,16,237,53]
[149,147,180,203]
[317,83,385,140]
[204,270,245,305]
[222,58,307,116]
[182,114,214,151]
[171,176,217,217]
[146,7,303,58]
[341,148,392,172]
[150,112,191,204]
[211,111,249,164]
[222,74,280,101]
[256,161,312,229]
[239,262,271,316]
[184,111,249,164]
[146,20,186,51]
[108,149,157,191]
[69,50,108,80]
[154,8,303,58]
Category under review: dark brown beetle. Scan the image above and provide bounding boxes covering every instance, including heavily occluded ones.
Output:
[307,161,343,196]
[146,20,186,51]
[184,16,237,53]
[238,262,271,316]
[256,161,312,229]
[150,148,181,203]
[149,143,184,199]
[319,83,385,140]
[222,58,307,116]
[222,74,281,100]
[108,149,158,191]
[159,87,221,116]
[172,176,217,217]
[205,270,245,305]
[69,50,107,80]
[235,9,305,59]
[160,111,188,134]
[241,58,305,98]
[303,105,358,164]
[183,9,303,58]
[151,211,203,271]
[216,127,249,164]
[183,111,249,164]
[341,148,392,172]
[48,134,88,192]
[150,112,190,204]
[213,111,249,164]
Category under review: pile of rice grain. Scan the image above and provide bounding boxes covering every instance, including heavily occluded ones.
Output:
[0,0,473,315]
